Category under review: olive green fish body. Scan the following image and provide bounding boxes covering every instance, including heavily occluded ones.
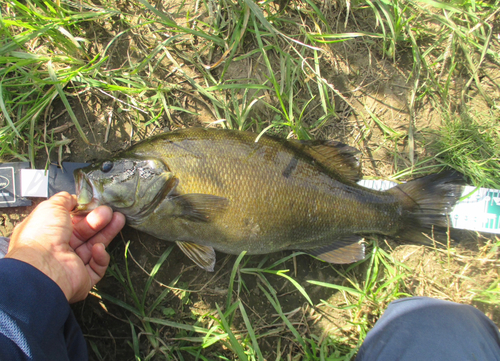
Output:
[74,128,463,271]
[127,129,400,250]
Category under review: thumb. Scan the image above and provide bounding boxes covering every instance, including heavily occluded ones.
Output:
[48,192,78,212]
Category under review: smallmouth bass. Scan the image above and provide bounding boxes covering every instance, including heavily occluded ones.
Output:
[74,128,463,271]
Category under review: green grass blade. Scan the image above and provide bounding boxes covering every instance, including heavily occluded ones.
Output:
[128,319,141,360]
[98,292,142,317]
[307,280,364,296]
[142,246,174,308]
[259,283,313,358]
[227,251,246,311]
[0,84,21,138]
[241,0,277,36]
[238,302,264,360]
[215,303,248,360]
[143,317,211,334]
[46,61,90,144]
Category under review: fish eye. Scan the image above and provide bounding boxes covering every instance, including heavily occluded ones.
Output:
[101,161,113,173]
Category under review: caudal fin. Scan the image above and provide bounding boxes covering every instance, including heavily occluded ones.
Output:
[387,171,465,244]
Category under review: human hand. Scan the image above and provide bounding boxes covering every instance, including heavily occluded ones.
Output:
[5,192,125,303]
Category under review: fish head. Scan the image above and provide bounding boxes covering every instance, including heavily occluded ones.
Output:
[73,157,174,220]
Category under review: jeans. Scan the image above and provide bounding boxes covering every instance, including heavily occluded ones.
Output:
[356,297,500,360]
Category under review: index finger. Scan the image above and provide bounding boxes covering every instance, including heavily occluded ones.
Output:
[70,206,114,249]
[75,212,125,264]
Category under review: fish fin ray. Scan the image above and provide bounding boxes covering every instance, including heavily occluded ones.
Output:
[308,237,365,264]
[176,241,216,272]
[172,193,229,222]
[387,171,465,244]
[289,140,362,182]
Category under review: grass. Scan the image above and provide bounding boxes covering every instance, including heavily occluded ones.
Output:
[1,0,500,359]
[94,235,499,359]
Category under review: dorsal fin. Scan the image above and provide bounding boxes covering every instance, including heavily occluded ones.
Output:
[289,140,362,182]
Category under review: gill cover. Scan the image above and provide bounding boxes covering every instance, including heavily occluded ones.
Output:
[74,158,174,221]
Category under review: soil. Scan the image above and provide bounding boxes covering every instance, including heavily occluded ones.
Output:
[1,1,499,360]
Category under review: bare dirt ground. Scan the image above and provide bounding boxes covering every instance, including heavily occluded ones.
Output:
[1,0,499,360]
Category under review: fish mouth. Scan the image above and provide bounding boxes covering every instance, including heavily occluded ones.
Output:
[73,170,101,214]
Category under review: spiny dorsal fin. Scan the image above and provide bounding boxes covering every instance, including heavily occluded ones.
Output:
[289,140,362,182]
[176,241,216,271]
[308,236,365,264]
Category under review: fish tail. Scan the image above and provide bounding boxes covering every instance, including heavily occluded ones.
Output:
[387,171,465,244]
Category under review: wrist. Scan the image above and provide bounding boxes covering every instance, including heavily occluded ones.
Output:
[5,246,73,301]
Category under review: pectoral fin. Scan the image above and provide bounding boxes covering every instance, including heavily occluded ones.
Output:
[176,241,216,272]
[308,237,365,264]
[171,193,229,222]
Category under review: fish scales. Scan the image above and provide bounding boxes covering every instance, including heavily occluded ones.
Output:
[74,128,464,271]
[127,129,399,249]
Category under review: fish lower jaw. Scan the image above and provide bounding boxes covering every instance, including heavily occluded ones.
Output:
[73,198,101,215]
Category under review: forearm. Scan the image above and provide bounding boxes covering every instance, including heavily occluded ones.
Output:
[0,259,87,361]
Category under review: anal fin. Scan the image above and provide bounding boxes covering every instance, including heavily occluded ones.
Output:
[308,236,365,264]
[176,241,216,272]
